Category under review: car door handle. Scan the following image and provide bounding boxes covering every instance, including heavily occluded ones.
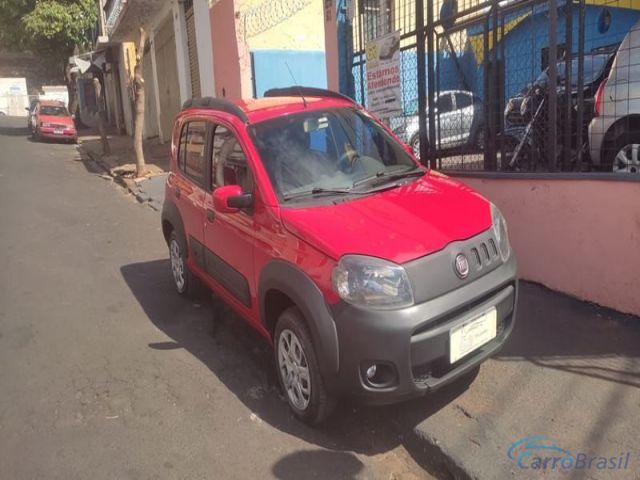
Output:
[175,187,181,199]
[207,209,215,222]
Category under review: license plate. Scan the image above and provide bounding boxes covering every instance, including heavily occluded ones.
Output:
[450,307,497,363]
[54,129,63,134]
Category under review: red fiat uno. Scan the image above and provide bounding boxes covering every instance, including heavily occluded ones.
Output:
[161,87,517,424]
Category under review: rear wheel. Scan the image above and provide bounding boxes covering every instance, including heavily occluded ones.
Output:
[501,136,534,172]
[609,134,640,174]
[274,307,336,424]
[168,230,202,297]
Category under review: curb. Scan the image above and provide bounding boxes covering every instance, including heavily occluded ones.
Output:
[405,427,474,480]
[80,143,161,211]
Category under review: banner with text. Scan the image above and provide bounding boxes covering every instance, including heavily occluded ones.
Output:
[366,30,401,117]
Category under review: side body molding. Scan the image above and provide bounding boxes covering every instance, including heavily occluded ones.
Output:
[259,260,340,376]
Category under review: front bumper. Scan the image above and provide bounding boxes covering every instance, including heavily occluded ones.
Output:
[39,127,77,141]
[328,252,517,404]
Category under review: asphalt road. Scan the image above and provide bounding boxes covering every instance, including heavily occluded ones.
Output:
[0,116,444,480]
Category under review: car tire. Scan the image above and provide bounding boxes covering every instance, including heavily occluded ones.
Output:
[606,130,640,174]
[501,136,534,172]
[168,229,203,298]
[274,307,336,424]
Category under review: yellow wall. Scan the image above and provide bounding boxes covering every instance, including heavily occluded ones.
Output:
[237,0,325,51]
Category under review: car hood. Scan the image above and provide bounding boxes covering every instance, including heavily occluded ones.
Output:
[280,172,492,264]
[39,115,74,127]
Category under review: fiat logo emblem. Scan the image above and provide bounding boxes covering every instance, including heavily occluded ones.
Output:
[454,254,470,278]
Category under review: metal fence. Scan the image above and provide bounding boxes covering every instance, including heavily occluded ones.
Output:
[350,0,640,173]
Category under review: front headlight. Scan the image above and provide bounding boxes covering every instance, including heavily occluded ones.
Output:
[332,255,414,310]
[491,203,511,261]
[41,122,52,127]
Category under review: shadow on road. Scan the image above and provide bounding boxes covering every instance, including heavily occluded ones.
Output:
[496,282,640,388]
[121,259,476,478]
[0,124,30,137]
[272,449,363,480]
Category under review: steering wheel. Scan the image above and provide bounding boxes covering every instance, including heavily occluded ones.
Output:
[337,150,362,174]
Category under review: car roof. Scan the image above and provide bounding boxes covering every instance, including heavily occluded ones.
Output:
[184,95,356,125]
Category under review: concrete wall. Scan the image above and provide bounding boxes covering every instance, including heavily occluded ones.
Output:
[211,0,326,100]
[210,0,247,99]
[238,0,325,51]
[251,49,326,97]
[454,175,640,315]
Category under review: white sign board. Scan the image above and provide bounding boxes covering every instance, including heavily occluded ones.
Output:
[365,31,402,117]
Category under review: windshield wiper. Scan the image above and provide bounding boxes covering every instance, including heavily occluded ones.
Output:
[353,167,424,188]
[283,187,364,201]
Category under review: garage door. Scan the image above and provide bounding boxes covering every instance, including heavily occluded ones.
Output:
[154,15,181,142]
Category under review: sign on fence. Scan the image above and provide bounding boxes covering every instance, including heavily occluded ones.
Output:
[365,30,402,117]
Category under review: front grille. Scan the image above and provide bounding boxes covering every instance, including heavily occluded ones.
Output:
[470,237,500,272]
[51,124,68,129]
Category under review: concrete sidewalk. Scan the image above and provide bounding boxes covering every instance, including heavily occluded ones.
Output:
[80,130,168,210]
[413,282,640,480]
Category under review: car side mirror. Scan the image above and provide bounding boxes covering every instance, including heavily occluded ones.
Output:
[213,185,253,213]
[25,107,30,111]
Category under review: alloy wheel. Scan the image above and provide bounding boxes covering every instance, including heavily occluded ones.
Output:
[613,144,640,173]
[170,239,185,292]
[277,329,311,411]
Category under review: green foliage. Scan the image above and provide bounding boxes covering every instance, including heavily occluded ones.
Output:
[0,0,97,68]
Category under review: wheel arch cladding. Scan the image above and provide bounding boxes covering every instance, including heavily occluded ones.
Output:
[259,260,340,375]
[161,200,185,245]
[603,114,640,158]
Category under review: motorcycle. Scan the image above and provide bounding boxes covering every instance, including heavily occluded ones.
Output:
[501,53,612,172]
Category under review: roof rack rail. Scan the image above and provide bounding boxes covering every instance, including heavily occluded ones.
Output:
[263,86,355,104]
[182,96,249,123]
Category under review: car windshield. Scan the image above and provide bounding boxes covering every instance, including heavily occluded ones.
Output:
[40,106,69,116]
[252,108,417,201]
[535,55,609,88]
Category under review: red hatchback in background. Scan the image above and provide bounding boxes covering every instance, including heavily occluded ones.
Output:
[161,88,518,424]
[32,100,77,143]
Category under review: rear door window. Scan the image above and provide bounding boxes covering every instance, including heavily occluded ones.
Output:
[455,93,472,109]
[178,121,207,186]
[436,94,454,113]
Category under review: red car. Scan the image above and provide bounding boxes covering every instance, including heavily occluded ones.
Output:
[161,88,517,424]
[32,100,77,143]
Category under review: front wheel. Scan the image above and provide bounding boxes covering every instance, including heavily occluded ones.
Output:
[275,307,336,424]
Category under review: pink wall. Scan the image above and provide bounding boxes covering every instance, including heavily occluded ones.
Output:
[454,176,640,315]
[210,0,243,100]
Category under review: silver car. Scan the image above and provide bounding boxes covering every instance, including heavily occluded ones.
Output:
[589,20,640,173]
[391,90,484,157]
